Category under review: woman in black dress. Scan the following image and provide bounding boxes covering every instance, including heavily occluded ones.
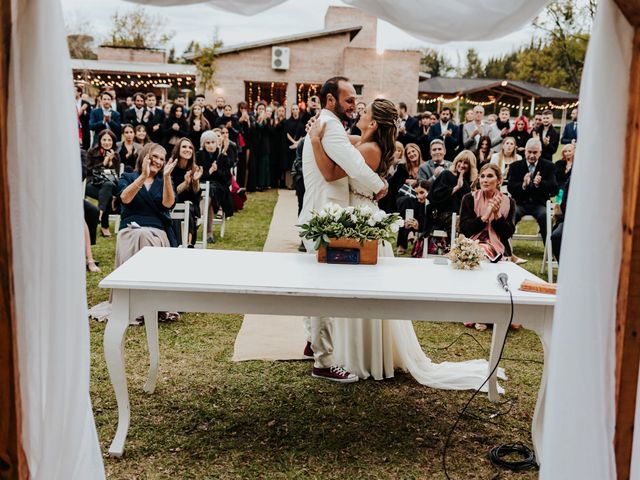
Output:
[511,116,531,155]
[162,104,189,153]
[187,103,211,148]
[169,138,203,247]
[118,124,140,172]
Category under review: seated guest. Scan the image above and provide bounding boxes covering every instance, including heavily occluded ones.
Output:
[460,163,516,261]
[417,112,434,159]
[123,92,148,128]
[490,136,521,178]
[396,142,423,190]
[169,138,203,247]
[85,129,121,237]
[220,126,239,167]
[427,107,459,161]
[134,124,150,146]
[196,131,234,244]
[554,143,574,187]
[378,141,405,214]
[118,124,141,173]
[551,177,570,261]
[533,109,559,161]
[81,149,100,272]
[427,150,477,239]
[145,93,164,143]
[89,91,121,146]
[396,180,429,255]
[474,135,492,169]
[511,116,531,155]
[418,139,452,189]
[187,103,211,148]
[507,138,558,244]
[162,103,189,153]
[463,105,502,151]
[561,107,578,145]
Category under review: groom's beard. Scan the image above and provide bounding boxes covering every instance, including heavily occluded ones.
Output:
[334,102,351,123]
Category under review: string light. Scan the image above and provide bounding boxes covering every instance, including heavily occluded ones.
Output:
[548,100,580,110]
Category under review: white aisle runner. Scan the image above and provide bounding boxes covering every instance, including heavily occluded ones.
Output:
[232,189,308,361]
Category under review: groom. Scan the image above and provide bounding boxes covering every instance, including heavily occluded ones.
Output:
[299,76,388,383]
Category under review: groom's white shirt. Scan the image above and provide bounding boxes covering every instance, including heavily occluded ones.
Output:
[298,108,384,238]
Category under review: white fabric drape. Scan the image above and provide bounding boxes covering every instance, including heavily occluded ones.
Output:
[125,0,287,15]
[539,1,633,478]
[8,0,105,478]
[343,0,549,42]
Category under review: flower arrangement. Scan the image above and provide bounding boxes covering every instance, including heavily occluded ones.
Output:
[299,203,404,251]
[448,235,485,270]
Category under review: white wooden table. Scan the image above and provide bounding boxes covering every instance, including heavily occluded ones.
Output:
[100,247,555,458]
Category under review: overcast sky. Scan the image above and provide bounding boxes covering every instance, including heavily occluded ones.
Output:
[61,0,538,66]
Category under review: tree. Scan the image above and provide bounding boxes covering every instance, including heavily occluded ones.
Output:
[419,48,454,77]
[461,48,484,79]
[107,7,174,49]
[67,34,98,60]
[187,34,224,92]
[482,51,519,79]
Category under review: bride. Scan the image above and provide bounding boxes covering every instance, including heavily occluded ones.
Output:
[307,98,504,391]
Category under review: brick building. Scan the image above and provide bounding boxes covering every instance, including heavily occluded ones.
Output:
[205,6,421,113]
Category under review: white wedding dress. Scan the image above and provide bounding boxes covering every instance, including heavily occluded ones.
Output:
[331,176,505,392]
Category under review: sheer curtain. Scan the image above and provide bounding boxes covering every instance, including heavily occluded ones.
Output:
[9,0,105,478]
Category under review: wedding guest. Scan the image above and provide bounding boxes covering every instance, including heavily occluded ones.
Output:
[81,149,100,272]
[530,113,543,133]
[220,126,238,168]
[134,124,150,146]
[75,85,92,150]
[236,101,253,189]
[507,138,558,244]
[396,142,423,189]
[490,136,521,178]
[555,143,575,187]
[474,135,492,169]
[89,91,121,146]
[417,112,434,159]
[162,103,189,153]
[427,107,459,160]
[378,141,406,214]
[397,101,420,145]
[533,109,559,161]
[197,130,234,243]
[205,96,226,127]
[117,124,141,173]
[270,104,288,188]
[396,180,429,255]
[123,92,148,128]
[174,94,189,116]
[169,138,203,247]
[511,116,531,154]
[427,150,477,238]
[417,139,451,188]
[145,93,164,143]
[251,101,271,190]
[348,101,366,136]
[187,103,211,148]
[284,104,303,181]
[561,108,578,145]
[162,102,172,118]
[462,105,501,150]
[496,107,512,138]
[300,95,320,126]
[85,129,121,237]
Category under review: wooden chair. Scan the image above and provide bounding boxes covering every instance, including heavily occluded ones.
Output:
[170,201,191,247]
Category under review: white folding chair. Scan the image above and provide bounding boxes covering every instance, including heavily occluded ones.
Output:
[170,201,191,247]
[422,212,457,258]
[540,200,558,283]
[194,181,210,249]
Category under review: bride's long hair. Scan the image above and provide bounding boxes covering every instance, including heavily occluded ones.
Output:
[370,98,399,176]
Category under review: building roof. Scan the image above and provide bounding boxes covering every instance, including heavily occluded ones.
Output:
[418,76,578,101]
[215,25,363,55]
[70,59,196,76]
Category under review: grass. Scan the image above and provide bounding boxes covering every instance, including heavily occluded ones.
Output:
[88,190,548,479]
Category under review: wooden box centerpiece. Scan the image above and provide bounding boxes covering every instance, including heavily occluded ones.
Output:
[298,203,403,266]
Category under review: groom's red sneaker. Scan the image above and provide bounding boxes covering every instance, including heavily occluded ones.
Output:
[303,341,314,360]
[312,366,359,383]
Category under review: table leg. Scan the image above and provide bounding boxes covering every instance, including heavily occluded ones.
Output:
[487,321,509,402]
[143,310,159,394]
[104,289,131,457]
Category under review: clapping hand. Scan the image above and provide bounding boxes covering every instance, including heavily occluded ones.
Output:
[543,136,550,145]
[491,193,503,216]
[434,166,443,177]
[209,161,218,175]
[172,123,179,131]
[193,119,201,131]
[184,169,193,183]
[163,157,178,177]
[405,218,418,229]
[456,172,465,189]
[141,154,151,179]
[222,137,229,153]
[193,166,203,182]
[523,172,532,188]
[534,172,542,186]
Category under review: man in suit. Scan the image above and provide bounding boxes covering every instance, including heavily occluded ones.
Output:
[145,92,164,143]
[534,109,560,161]
[122,92,148,128]
[89,91,121,146]
[462,105,502,150]
[74,85,92,150]
[427,107,459,160]
[397,102,420,145]
[561,107,578,145]
[507,137,558,243]
[299,76,387,384]
[417,139,452,188]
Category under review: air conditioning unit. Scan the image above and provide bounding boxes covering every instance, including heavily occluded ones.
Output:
[272,46,290,70]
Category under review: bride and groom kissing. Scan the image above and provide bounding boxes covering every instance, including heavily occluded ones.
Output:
[298,77,501,391]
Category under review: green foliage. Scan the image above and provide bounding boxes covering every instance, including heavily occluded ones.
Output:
[190,34,224,93]
[482,51,519,79]
[67,34,98,60]
[107,6,174,49]
[419,47,455,77]
[461,48,484,79]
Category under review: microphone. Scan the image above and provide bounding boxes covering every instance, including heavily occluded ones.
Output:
[497,273,509,292]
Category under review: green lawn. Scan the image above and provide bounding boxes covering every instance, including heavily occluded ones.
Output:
[89,190,548,479]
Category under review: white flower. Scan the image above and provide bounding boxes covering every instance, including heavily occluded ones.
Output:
[367,218,376,227]
[345,206,355,214]
[372,210,386,223]
[359,205,373,216]
[390,222,400,233]
[350,214,358,223]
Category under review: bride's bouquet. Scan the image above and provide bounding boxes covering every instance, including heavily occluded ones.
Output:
[299,203,404,251]
[448,235,485,270]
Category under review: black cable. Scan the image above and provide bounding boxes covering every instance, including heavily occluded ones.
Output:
[488,443,538,472]
[442,287,536,478]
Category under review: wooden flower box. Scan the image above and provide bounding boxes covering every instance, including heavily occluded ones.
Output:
[317,238,378,265]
